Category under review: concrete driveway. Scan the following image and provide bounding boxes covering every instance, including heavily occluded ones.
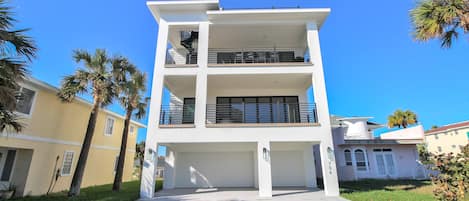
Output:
[144,187,348,201]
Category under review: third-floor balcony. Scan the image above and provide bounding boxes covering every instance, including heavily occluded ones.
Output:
[164,23,313,68]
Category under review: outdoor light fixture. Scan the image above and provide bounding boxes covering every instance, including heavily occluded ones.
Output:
[262,147,269,161]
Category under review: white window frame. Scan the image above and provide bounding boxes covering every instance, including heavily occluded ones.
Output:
[344,149,352,166]
[372,148,397,177]
[352,147,369,172]
[61,151,75,176]
[104,116,116,136]
[15,84,38,118]
[129,125,135,135]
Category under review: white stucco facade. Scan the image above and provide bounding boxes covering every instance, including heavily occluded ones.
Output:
[141,0,340,199]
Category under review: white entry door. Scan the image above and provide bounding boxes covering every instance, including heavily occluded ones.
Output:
[374,149,396,177]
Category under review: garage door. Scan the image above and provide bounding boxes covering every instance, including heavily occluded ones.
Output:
[175,151,254,188]
[271,151,305,186]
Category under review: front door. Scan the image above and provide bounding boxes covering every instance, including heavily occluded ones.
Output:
[374,149,396,177]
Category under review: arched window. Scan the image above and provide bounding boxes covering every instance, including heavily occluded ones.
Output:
[344,149,352,166]
[354,149,368,171]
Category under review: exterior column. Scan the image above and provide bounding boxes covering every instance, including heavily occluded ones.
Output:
[163,147,177,189]
[140,19,169,199]
[194,21,209,128]
[257,140,272,197]
[306,22,340,196]
[304,144,317,188]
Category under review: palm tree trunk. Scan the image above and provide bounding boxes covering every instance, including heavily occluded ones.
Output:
[68,101,100,197]
[112,106,132,191]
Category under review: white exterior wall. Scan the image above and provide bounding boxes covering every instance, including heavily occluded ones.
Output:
[142,3,340,198]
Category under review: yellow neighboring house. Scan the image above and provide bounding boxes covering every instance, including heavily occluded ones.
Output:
[0,77,145,197]
[425,121,469,154]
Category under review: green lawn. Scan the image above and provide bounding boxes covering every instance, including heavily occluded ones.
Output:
[9,179,451,201]
[340,179,436,201]
[12,180,163,201]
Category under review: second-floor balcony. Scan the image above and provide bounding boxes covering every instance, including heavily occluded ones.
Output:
[159,102,318,127]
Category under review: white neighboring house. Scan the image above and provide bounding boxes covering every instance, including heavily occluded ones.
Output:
[315,116,427,181]
[141,0,340,199]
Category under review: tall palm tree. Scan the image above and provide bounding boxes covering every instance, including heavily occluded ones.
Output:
[58,49,116,196]
[387,109,418,129]
[135,141,146,180]
[112,57,148,191]
[0,0,36,132]
[410,0,469,48]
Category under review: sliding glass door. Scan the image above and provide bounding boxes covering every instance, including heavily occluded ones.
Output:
[215,96,300,124]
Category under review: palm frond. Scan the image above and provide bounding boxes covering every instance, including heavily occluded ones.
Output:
[57,71,90,102]
[0,108,23,133]
[0,1,15,30]
[410,0,469,48]
[0,29,37,60]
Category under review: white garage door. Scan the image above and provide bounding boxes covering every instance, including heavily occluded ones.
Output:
[271,151,305,186]
[175,151,254,188]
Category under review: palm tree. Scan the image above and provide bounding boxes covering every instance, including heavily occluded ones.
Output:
[112,57,148,191]
[58,49,116,196]
[0,0,36,132]
[135,141,145,180]
[387,109,419,129]
[410,0,469,48]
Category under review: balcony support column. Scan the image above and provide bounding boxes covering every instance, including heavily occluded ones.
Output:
[140,19,168,199]
[257,140,272,197]
[194,22,209,127]
[306,21,340,196]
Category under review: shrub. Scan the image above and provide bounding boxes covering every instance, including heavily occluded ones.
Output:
[431,144,469,201]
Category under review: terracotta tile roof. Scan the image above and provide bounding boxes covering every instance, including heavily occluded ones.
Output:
[425,120,469,135]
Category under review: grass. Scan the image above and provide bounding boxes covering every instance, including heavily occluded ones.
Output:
[12,180,164,201]
[340,179,436,201]
[9,179,452,201]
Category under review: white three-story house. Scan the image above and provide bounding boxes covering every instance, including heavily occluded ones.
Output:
[141,0,340,199]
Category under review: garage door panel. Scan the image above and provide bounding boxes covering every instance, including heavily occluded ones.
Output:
[271,151,305,187]
[175,152,254,188]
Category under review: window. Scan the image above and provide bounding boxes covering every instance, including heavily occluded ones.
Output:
[452,145,457,149]
[354,149,368,171]
[0,150,16,181]
[16,87,36,115]
[373,148,396,176]
[61,151,74,176]
[113,155,119,172]
[182,98,195,124]
[344,149,352,166]
[215,96,300,123]
[466,132,469,140]
[435,135,439,140]
[104,117,115,136]
[129,125,135,134]
[437,146,442,152]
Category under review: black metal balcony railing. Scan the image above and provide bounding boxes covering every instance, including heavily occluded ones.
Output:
[159,103,318,125]
[212,50,308,65]
[159,104,195,125]
[206,103,317,124]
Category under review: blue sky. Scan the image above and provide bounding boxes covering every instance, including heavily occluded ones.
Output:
[13,0,469,143]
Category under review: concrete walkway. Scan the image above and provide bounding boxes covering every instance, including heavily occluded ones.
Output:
[144,187,348,201]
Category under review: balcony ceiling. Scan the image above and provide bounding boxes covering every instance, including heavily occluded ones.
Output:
[209,24,307,49]
[165,75,196,97]
[208,74,311,90]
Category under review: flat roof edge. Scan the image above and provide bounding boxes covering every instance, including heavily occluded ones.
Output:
[147,0,219,6]
[207,8,331,15]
